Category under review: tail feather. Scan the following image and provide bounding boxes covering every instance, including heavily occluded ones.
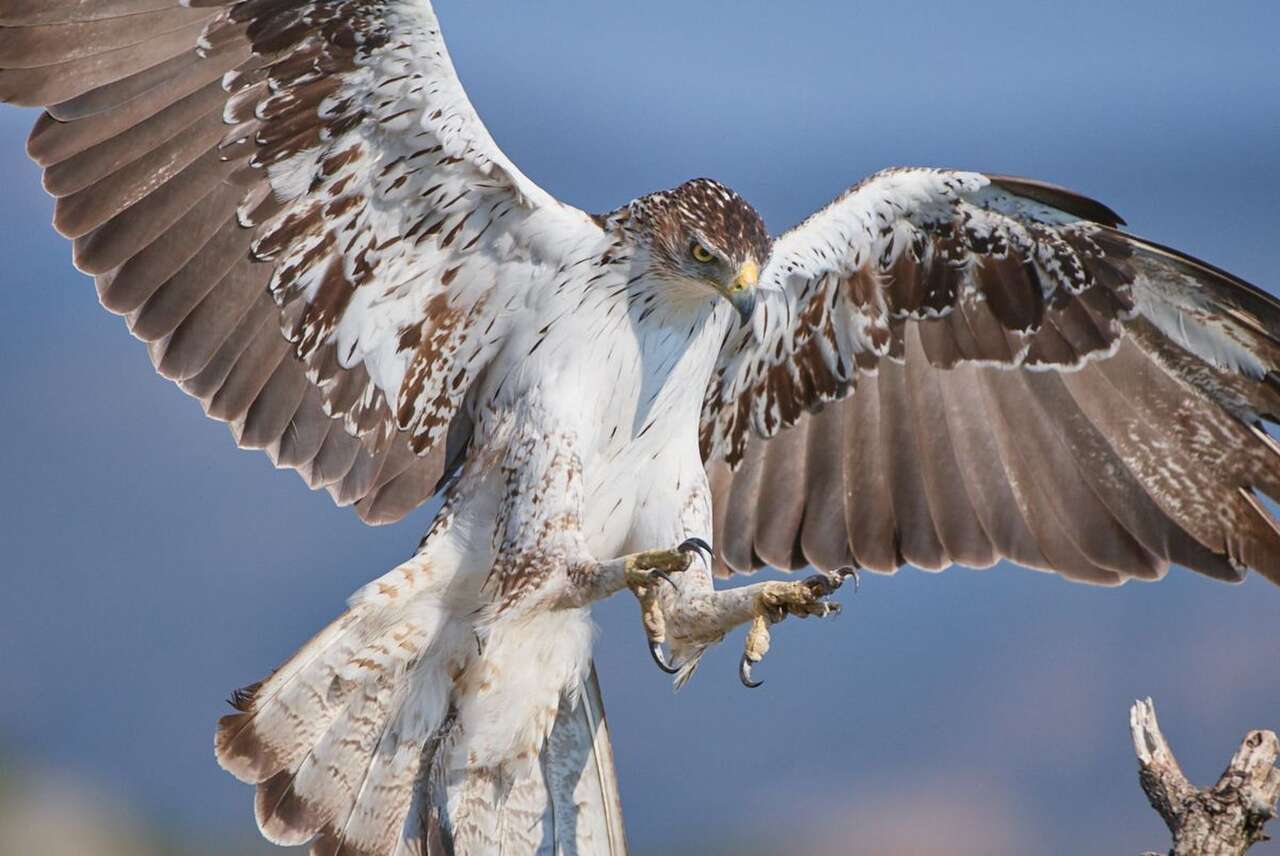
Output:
[215,557,628,855]
[414,669,627,856]
[543,669,628,855]
[312,737,424,856]
[216,608,371,783]
[253,666,407,846]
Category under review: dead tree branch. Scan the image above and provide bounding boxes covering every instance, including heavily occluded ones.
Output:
[1131,698,1280,855]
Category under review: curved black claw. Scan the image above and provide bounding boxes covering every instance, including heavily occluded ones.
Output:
[649,569,677,589]
[650,640,681,675]
[837,566,862,594]
[739,653,763,689]
[678,537,714,567]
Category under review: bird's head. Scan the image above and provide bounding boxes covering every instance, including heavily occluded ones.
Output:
[628,178,770,324]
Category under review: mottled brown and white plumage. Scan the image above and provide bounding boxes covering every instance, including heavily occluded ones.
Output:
[3,2,1279,854]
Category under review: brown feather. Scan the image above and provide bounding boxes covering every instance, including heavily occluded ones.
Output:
[0,0,179,27]
[354,446,445,526]
[46,34,247,124]
[1029,367,1239,580]
[0,7,211,69]
[901,326,998,569]
[970,368,1125,584]
[238,359,310,450]
[42,79,227,197]
[752,415,811,570]
[0,18,208,106]
[935,365,1048,570]
[719,439,767,571]
[987,367,1160,577]
[878,357,949,570]
[98,182,244,315]
[71,147,235,271]
[308,422,363,490]
[842,370,900,572]
[797,403,856,571]
[55,110,224,238]
[129,211,255,341]
[987,175,1126,227]
[275,388,337,471]
[207,314,291,422]
[157,256,272,381]
[179,293,277,403]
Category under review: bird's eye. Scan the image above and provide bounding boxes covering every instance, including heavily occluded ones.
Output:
[690,243,715,263]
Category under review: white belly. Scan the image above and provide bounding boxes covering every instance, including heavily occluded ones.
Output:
[579,427,710,559]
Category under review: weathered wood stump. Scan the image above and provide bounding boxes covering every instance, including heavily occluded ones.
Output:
[1131,698,1280,856]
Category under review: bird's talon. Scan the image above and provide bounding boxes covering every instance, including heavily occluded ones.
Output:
[649,640,680,674]
[836,566,862,594]
[622,540,712,676]
[678,537,713,567]
[650,569,676,589]
[803,572,840,598]
[739,613,771,689]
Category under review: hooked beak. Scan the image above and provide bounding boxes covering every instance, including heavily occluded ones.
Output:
[726,259,759,326]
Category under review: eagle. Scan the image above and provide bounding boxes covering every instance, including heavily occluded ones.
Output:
[3,1,1278,853]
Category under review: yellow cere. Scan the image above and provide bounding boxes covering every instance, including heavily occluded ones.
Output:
[733,259,759,290]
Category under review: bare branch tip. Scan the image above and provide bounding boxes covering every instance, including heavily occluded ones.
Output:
[1132,699,1280,855]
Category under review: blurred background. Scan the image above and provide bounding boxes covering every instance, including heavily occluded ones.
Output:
[2,1,1278,853]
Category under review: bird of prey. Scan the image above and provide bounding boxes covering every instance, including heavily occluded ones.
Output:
[3,1,1279,853]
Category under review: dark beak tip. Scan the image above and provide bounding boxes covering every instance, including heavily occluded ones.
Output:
[731,290,758,326]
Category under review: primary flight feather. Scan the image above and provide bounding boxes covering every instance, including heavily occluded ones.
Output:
[2,1,1278,853]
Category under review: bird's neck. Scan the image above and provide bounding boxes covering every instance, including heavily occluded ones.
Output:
[566,269,732,461]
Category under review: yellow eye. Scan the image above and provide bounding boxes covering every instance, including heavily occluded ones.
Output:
[690,243,715,263]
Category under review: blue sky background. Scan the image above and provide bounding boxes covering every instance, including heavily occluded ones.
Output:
[1,2,1278,853]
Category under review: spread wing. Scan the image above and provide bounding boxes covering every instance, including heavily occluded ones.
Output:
[703,168,1280,585]
[0,0,602,523]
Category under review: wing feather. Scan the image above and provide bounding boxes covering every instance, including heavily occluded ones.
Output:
[752,413,810,570]
[0,0,178,27]
[0,15,213,106]
[902,325,999,569]
[796,402,855,571]
[843,368,899,571]
[705,168,1280,585]
[2,0,603,522]
[880,344,949,571]
[716,437,767,571]
[935,365,1046,570]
